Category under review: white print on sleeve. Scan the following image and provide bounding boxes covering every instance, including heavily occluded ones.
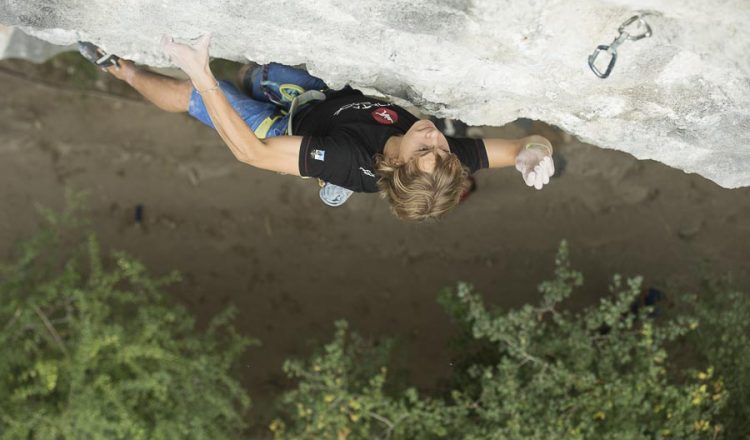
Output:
[359,167,376,178]
[334,101,391,116]
[311,149,325,161]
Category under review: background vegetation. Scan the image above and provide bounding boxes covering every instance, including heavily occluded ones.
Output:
[0,195,253,439]
[1,199,748,439]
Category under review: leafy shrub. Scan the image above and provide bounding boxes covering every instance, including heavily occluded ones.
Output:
[270,320,454,439]
[4,197,745,440]
[271,242,726,439]
[0,198,253,440]
[681,275,750,437]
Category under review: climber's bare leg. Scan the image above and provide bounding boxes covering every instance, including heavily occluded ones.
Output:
[107,60,191,112]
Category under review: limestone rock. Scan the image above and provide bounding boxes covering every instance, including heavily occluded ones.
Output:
[1,0,748,188]
[0,24,72,62]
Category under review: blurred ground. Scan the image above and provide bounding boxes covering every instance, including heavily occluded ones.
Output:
[1,55,749,431]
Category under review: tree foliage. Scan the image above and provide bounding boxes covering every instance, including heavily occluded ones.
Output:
[0,195,253,440]
[3,197,749,440]
[271,242,728,439]
[680,275,750,438]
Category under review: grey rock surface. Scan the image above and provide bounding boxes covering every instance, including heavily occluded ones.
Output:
[0,25,72,62]
[1,0,748,188]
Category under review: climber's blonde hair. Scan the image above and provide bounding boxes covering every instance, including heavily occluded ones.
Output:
[375,153,470,222]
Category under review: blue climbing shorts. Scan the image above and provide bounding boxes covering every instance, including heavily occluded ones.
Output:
[187,63,328,138]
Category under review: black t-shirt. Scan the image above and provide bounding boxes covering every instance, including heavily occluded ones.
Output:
[293,87,488,193]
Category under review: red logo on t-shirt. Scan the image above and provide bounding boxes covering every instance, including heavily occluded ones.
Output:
[371,108,398,125]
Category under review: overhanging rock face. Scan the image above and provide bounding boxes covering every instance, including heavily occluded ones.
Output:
[2,0,749,188]
[0,24,72,61]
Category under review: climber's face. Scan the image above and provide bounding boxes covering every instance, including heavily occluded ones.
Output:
[398,119,451,173]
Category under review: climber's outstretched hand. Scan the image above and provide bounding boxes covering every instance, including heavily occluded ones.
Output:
[161,33,213,86]
[515,136,555,190]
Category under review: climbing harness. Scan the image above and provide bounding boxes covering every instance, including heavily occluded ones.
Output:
[258,63,316,109]
[252,64,351,207]
[286,90,326,135]
[588,14,653,79]
[252,64,327,138]
[253,114,282,139]
[251,89,326,138]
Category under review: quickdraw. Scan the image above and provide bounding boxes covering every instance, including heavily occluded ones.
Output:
[588,14,653,79]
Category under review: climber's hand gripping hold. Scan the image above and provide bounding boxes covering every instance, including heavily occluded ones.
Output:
[515,136,555,190]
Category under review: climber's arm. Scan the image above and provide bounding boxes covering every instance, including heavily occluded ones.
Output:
[161,34,302,176]
[191,68,302,175]
[483,137,524,168]
[482,135,551,168]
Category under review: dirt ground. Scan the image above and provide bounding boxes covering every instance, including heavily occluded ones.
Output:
[1,56,749,430]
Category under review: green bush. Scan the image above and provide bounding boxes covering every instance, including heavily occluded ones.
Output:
[681,275,750,437]
[271,242,728,439]
[4,198,748,440]
[0,198,253,440]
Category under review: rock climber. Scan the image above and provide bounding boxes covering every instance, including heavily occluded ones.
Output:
[79,34,555,221]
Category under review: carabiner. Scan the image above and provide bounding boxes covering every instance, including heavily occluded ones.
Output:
[588,45,618,79]
[618,14,652,41]
[588,14,653,79]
